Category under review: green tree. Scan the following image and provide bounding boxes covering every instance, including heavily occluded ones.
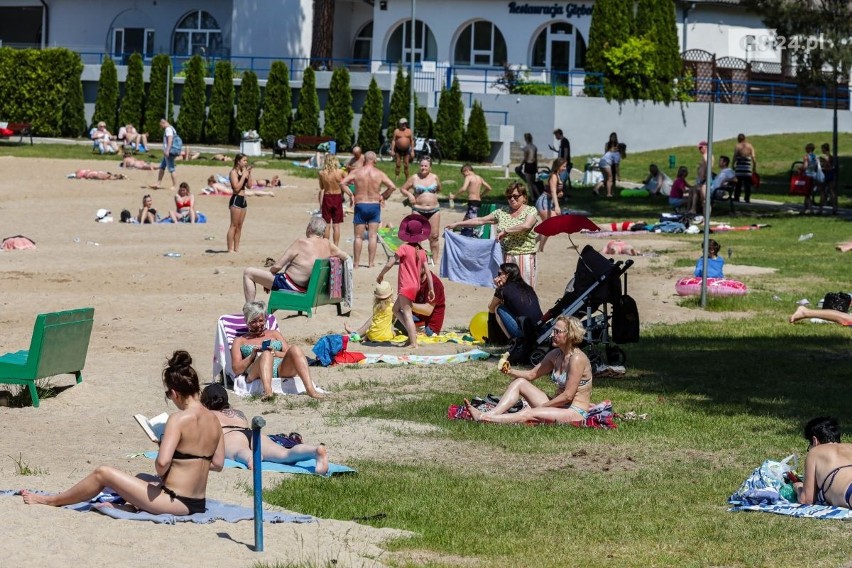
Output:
[415,104,433,139]
[91,56,119,130]
[635,0,682,102]
[356,76,384,151]
[602,37,658,102]
[259,60,292,145]
[176,55,207,143]
[205,59,235,144]
[60,53,87,137]
[235,70,260,137]
[119,52,145,129]
[463,101,491,162]
[323,66,354,149]
[387,65,410,141]
[292,66,320,136]
[143,54,173,141]
[586,0,635,97]
[434,76,464,160]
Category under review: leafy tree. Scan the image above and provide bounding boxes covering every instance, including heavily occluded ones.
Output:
[586,0,635,97]
[292,66,320,136]
[603,37,658,102]
[635,0,682,102]
[119,52,145,129]
[91,56,119,130]
[463,101,491,163]
[434,76,464,160]
[323,66,354,148]
[143,54,173,141]
[387,65,410,141]
[176,55,207,143]
[206,59,235,144]
[259,60,292,145]
[235,70,260,137]
[356,76,384,151]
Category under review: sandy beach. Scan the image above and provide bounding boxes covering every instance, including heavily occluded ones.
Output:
[0,154,747,567]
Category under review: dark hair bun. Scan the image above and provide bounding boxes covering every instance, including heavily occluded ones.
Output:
[168,350,193,369]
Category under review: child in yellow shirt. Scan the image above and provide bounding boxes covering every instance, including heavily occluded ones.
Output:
[344,281,395,342]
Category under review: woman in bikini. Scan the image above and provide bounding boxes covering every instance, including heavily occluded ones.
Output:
[227,153,253,253]
[169,182,197,223]
[200,383,328,474]
[230,301,324,401]
[400,158,442,265]
[535,158,565,252]
[465,315,592,424]
[22,350,224,514]
[794,416,852,509]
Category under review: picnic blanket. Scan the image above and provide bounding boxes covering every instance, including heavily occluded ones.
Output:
[142,451,354,477]
[1,490,314,525]
[352,348,490,366]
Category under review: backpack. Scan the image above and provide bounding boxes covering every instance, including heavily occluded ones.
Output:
[822,291,852,313]
[168,132,183,156]
[612,272,640,344]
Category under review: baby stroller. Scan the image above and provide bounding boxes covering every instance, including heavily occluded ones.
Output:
[529,245,636,367]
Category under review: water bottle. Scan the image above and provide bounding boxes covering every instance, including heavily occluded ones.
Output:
[798,233,814,242]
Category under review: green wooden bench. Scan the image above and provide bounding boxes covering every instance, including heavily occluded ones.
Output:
[267,259,348,318]
[0,308,95,407]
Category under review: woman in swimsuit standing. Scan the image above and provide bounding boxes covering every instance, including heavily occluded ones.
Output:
[400,158,442,265]
[795,416,852,508]
[465,315,592,424]
[227,153,254,253]
[22,350,224,514]
[200,384,329,474]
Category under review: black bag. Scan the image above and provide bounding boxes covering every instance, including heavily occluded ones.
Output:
[612,272,640,344]
[486,312,509,346]
[822,292,852,313]
[507,317,538,364]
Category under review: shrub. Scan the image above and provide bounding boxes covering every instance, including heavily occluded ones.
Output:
[323,66,354,149]
[387,65,410,141]
[259,61,292,146]
[119,52,145,129]
[235,70,260,137]
[205,59,235,144]
[463,101,491,162]
[176,55,207,143]
[143,54,173,141]
[91,56,119,131]
[357,76,384,151]
[292,66,320,136]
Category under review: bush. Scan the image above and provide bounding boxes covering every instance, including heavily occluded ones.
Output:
[60,55,87,137]
[292,66,320,136]
[235,70,260,137]
[259,61,292,146]
[434,76,464,160]
[387,65,410,141]
[119,52,145,130]
[143,54,173,141]
[357,77,384,152]
[323,67,354,149]
[176,54,207,143]
[463,101,491,162]
[91,56,119,131]
[205,60,235,144]
[512,82,572,96]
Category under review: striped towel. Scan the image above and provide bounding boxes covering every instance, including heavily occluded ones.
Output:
[328,256,343,299]
[212,313,279,382]
[729,502,852,520]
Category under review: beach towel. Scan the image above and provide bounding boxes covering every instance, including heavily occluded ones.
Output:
[728,501,852,520]
[232,374,326,397]
[447,400,617,428]
[312,334,346,366]
[212,313,279,382]
[328,256,343,299]
[440,229,503,287]
[158,212,207,223]
[354,348,490,366]
[1,490,314,525]
[142,451,355,477]
[1,235,36,250]
[343,256,354,309]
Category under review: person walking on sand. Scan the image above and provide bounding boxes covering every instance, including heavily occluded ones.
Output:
[339,151,397,268]
[151,118,178,191]
[318,153,353,246]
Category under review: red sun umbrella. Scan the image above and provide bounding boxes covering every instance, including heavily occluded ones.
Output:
[534,214,600,251]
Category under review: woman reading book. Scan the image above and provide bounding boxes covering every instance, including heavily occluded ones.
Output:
[22,351,224,515]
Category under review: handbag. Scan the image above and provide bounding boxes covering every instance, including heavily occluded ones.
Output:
[789,173,812,196]
[814,157,826,184]
[822,292,852,313]
[751,171,760,189]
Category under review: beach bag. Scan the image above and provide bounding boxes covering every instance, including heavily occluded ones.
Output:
[822,292,852,313]
[789,173,812,196]
[168,133,183,156]
[612,272,639,344]
[729,454,797,505]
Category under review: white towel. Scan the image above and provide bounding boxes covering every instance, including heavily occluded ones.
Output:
[232,375,327,397]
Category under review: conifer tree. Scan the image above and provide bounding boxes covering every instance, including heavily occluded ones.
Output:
[119,52,145,129]
[206,60,235,144]
[586,0,635,98]
[235,70,260,137]
[356,76,384,151]
[323,66,354,149]
[435,76,464,159]
[91,56,119,130]
[387,65,410,141]
[60,53,87,137]
[143,54,173,140]
[292,66,320,136]
[463,101,491,162]
[415,104,433,139]
[176,55,207,143]
[259,61,292,145]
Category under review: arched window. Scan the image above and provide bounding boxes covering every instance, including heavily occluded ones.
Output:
[353,21,373,62]
[454,20,507,67]
[386,20,437,63]
[172,10,223,57]
[531,22,586,71]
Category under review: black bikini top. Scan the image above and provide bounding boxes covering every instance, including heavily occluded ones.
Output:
[172,448,214,461]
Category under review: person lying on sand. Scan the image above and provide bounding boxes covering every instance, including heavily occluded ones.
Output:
[22,351,224,515]
[74,169,126,180]
[202,175,275,197]
[790,306,852,326]
[253,175,281,188]
[200,384,328,474]
[120,154,157,170]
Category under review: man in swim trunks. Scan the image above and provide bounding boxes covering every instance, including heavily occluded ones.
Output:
[318,155,353,246]
[346,145,365,171]
[242,216,350,302]
[339,151,397,268]
[391,118,414,179]
[794,416,852,508]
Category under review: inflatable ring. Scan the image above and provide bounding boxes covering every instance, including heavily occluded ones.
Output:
[675,276,748,297]
[620,188,650,198]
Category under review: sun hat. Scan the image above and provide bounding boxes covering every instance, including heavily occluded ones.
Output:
[200,383,229,411]
[96,208,110,219]
[398,214,431,243]
[697,140,708,148]
[373,280,393,300]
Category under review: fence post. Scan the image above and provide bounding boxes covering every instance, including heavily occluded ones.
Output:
[251,416,266,552]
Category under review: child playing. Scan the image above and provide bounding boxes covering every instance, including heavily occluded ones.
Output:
[450,164,492,237]
[694,238,725,278]
[344,280,396,342]
[377,214,435,349]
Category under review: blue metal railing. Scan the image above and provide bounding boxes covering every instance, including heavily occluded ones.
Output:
[692,77,850,109]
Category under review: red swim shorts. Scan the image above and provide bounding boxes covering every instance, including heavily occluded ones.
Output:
[321,193,344,224]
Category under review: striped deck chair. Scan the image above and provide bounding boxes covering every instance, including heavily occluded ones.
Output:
[377,227,434,265]
[212,313,279,386]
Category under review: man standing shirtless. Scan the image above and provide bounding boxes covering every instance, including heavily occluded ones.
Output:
[450,164,492,237]
[339,151,397,268]
[318,155,353,246]
[242,216,349,302]
[391,118,414,179]
[346,145,365,171]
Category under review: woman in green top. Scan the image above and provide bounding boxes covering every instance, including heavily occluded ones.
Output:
[446,181,540,288]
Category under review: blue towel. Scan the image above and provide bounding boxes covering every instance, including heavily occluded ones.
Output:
[142,451,356,477]
[158,212,207,223]
[440,229,503,288]
[729,501,852,520]
[312,334,344,367]
[2,489,314,525]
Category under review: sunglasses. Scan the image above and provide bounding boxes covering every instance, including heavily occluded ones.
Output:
[507,193,523,200]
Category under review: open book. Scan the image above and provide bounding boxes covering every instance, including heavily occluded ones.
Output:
[133,412,169,443]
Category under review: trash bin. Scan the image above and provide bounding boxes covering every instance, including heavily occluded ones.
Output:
[240,139,262,157]
[668,154,676,169]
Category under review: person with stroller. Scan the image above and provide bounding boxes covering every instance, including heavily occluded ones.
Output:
[464,315,592,424]
[489,263,542,339]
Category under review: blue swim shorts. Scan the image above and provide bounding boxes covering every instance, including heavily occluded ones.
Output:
[353,202,381,225]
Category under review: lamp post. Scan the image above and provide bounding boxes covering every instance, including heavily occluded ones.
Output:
[409,0,416,134]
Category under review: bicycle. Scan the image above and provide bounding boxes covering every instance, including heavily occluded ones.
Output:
[378,140,392,162]
[414,137,442,165]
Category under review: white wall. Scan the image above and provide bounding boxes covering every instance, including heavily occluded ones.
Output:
[231,0,311,60]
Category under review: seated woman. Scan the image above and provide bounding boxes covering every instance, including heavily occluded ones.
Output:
[22,351,224,514]
[669,166,692,209]
[642,164,671,196]
[169,182,197,223]
[465,315,592,424]
[200,384,328,474]
[120,153,157,170]
[230,301,324,401]
[74,169,126,180]
[793,417,852,508]
[489,262,542,339]
[202,175,275,197]
[138,194,159,224]
[117,124,148,152]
